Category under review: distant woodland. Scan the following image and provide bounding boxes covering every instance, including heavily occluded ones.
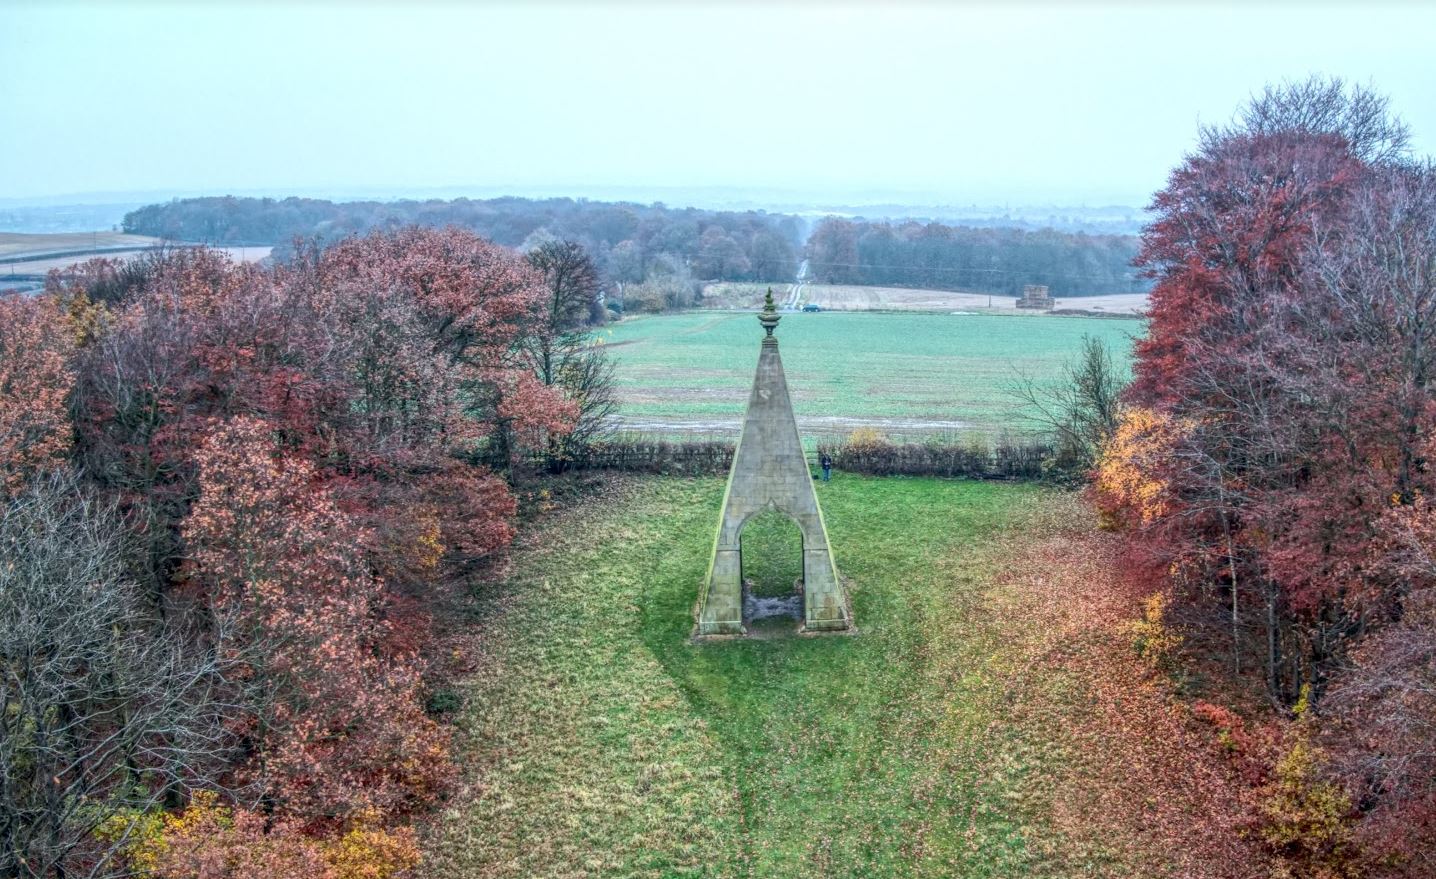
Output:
[122,196,1146,302]
[806,217,1145,296]
[122,197,802,300]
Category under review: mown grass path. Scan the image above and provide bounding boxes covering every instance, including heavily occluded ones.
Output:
[423,476,1195,878]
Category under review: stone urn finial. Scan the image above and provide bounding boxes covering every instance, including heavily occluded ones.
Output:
[758,287,781,338]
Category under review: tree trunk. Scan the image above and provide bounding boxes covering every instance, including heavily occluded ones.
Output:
[1265,579,1284,706]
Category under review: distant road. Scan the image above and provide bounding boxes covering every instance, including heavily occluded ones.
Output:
[0,244,178,266]
[0,231,160,259]
[1,232,271,293]
[781,259,809,310]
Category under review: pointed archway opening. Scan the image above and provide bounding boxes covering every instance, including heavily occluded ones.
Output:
[740,508,805,631]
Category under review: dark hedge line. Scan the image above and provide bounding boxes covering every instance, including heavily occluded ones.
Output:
[554,439,736,475]
[544,437,1060,481]
[815,439,1057,480]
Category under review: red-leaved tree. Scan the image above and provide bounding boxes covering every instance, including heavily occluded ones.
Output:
[1100,77,1436,874]
[182,417,452,826]
[0,294,76,495]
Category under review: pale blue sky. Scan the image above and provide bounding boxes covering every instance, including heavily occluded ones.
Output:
[3,1,1433,206]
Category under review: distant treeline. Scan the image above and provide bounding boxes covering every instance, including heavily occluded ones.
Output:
[122,195,1148,303]
[121,196,804,300]
[806,217,1146,296]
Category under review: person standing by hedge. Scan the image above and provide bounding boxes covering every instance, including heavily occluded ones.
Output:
[820,451,833,482]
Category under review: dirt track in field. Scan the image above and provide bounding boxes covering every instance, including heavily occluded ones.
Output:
[807,283,1148,315]
[700,281,1148,316]
[606,413,978,439]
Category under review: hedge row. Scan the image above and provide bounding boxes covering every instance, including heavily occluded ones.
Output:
[549,437,1059,481]
[816,439,1055,480]
[557,439,736,475]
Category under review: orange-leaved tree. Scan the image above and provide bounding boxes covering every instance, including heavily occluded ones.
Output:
[182,417,452,826]
[0,294,75,496]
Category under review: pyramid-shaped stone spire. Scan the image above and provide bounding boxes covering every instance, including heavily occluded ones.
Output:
[697,290,851,635]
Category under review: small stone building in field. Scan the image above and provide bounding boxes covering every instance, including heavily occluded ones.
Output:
[1016,284,1054,309]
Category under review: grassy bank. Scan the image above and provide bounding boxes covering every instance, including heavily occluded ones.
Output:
[422,476,1239,878]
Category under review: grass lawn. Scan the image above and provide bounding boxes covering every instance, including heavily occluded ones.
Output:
[423,476,1179,878]
[596,311,1138,435]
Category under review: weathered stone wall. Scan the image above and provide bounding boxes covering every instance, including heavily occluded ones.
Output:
[1016,284,1054,309]
[697,331,850,635]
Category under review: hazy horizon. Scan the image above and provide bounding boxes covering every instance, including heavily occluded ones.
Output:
[4,1,1435,210]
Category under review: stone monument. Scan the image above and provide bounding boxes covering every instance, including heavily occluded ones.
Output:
[696,290,851,636]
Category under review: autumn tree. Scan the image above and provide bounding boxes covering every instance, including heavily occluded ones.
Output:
[1010,333,1126,473]
[48,251,164,308]
[694,226,750,279]
[70,232,554,598]
[182,418,452,825]
[1119,77,1407,704]
[1094,407,1190,529]
[524,240,617,471]
[0,473,236,879]
[316,228,576,469]
[806,218,861,285]
[1102,77,1436,873]
[102,790,422,879]
[1326,486,1436,875]
[606,239,645,284]
[0,294,75,496]
[61,250,272,599]
[39,227,597,868]
[748,228,799,281]
[527,239,603,334]
[1236,76,1410,164]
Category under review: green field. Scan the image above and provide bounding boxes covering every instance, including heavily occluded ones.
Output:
[423,476,1182,878]
[598,311,1139,437]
